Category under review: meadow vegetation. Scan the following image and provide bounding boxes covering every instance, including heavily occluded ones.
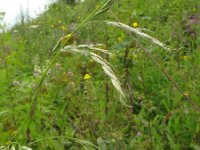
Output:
[0,0,200,149]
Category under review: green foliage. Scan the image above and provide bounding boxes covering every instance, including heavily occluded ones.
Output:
[0,0,200,149]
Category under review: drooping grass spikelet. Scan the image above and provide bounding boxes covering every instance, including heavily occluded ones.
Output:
[62,44,130,107]
[106,21,172,52]
[78,44,112,55]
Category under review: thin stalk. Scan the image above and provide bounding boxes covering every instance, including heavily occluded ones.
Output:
[30,51,60,118]
[148,120,153,149]
[123,48,134,113]
[105,52,109,114]
[133,36,200,112]
[24,0,117,139]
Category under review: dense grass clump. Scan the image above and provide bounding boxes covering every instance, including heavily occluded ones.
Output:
[0,0,200,149]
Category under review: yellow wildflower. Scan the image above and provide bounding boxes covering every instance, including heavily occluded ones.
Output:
[183,91,190,97]
[192,8,196,12]
[6,141,12,145]
[84,74,91,80]
[51,24,55,28]
[96,4,99,9]
[132,22,139,28]
[118,37,123,42]
[60,25,67,31]
[183,55,189,61]
[133,53,138,59]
